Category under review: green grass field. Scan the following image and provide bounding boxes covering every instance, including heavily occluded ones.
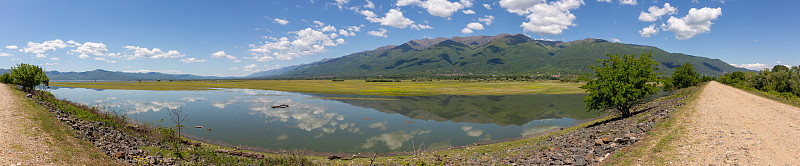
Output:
[50,80,586,96]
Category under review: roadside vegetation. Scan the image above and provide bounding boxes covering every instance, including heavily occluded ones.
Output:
[718,65,800,107]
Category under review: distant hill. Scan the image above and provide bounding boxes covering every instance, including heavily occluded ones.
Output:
[267,33,748,78]
[0,69,234,80]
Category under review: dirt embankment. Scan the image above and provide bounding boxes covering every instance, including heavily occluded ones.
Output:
[676,81,800,165]
[0,84,55,165]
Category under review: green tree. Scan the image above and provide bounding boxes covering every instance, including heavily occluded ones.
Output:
[0,73,11,84]
[670,62,700,90]
[581,53,660,117]
[9,63,50,92]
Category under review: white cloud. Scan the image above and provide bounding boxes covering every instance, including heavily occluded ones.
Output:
[179,58,207,63]
[248,26,347,61]
[274,18,290,25]
[122,46,184,59]
[397,0,473,18]
[514,0,584,36]
[478,15,495,25]
[0,53,12,57]
[663,7,722,40]
[410,24,433,30]
[359,9,379,19]
[5,45,17,49]
[322,25,337,32]
[339,29,356,36]
[610,38,620,42]
[396,0,421,6]
[347,25,362,32]
[462,9,476,14]
[313,20,326,27]
[210,51,237,60]
[483,3,492,9]
[730,63,769,70]
[597,0,635,5]
[638,3,677,22]
[364,0,375,9]
[461,28,474,34]
[93,57,117,63]
[333,0,349,9]
[365,9,415,28]
[244,64,259,72]
[466,22,484,30]
[499,0,545,15]
[71,42,110,58]
[50,57,60,60]
[22,39,69,56]
[619,0,636,5]
[42,63,58,66]
[639,24,659,37]
[368,28,388,37]
[419,0,473,18]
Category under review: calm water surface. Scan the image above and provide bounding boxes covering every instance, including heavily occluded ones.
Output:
[48,86,601,153]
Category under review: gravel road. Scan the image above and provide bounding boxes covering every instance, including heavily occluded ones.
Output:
[677,81,800,165]
[0,84,55,165]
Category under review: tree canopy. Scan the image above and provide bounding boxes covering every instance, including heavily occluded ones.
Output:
[670,62,700,90]
[9,63,50,92]
[580,53,660,117]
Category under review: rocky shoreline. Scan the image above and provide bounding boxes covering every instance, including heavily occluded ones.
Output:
[32,96,178,165]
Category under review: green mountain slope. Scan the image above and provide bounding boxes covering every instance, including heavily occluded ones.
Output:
[276,34,747,78]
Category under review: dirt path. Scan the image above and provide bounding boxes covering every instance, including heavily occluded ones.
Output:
[0,84,55,165]
[676,81,800,165]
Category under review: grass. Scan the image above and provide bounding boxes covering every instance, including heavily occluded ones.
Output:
[8,86,123,165]
[599,82,705,165]
[50,79,586,96]
[723,83,800,108]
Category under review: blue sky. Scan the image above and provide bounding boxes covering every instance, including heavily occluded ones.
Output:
[0,0,797,76]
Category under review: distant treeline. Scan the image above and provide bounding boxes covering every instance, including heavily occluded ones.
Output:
[719,65,800,100]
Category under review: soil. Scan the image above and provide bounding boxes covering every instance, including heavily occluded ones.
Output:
[676,81,800,165]
[0,84,56,165]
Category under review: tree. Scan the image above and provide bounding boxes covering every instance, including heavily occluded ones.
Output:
[670,62,700,90]
[9,63,49,92]
[0,73,11,84]
[580,53,660,117]
[167,107,187,138]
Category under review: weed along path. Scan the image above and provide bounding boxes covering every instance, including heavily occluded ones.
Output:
[677,81,800,165]
[0,84,54,165]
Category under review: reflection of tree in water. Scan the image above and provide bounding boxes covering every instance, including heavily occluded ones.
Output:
[311,94,601,126]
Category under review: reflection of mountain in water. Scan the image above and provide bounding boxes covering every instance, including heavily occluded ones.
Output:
[310,94,601,126]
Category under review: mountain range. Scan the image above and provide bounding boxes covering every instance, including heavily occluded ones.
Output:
[253,33,748,78]
[0,69,232,81]
[4,34,749,80]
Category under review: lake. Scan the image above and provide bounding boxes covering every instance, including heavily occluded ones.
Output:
[47,86,602,153]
